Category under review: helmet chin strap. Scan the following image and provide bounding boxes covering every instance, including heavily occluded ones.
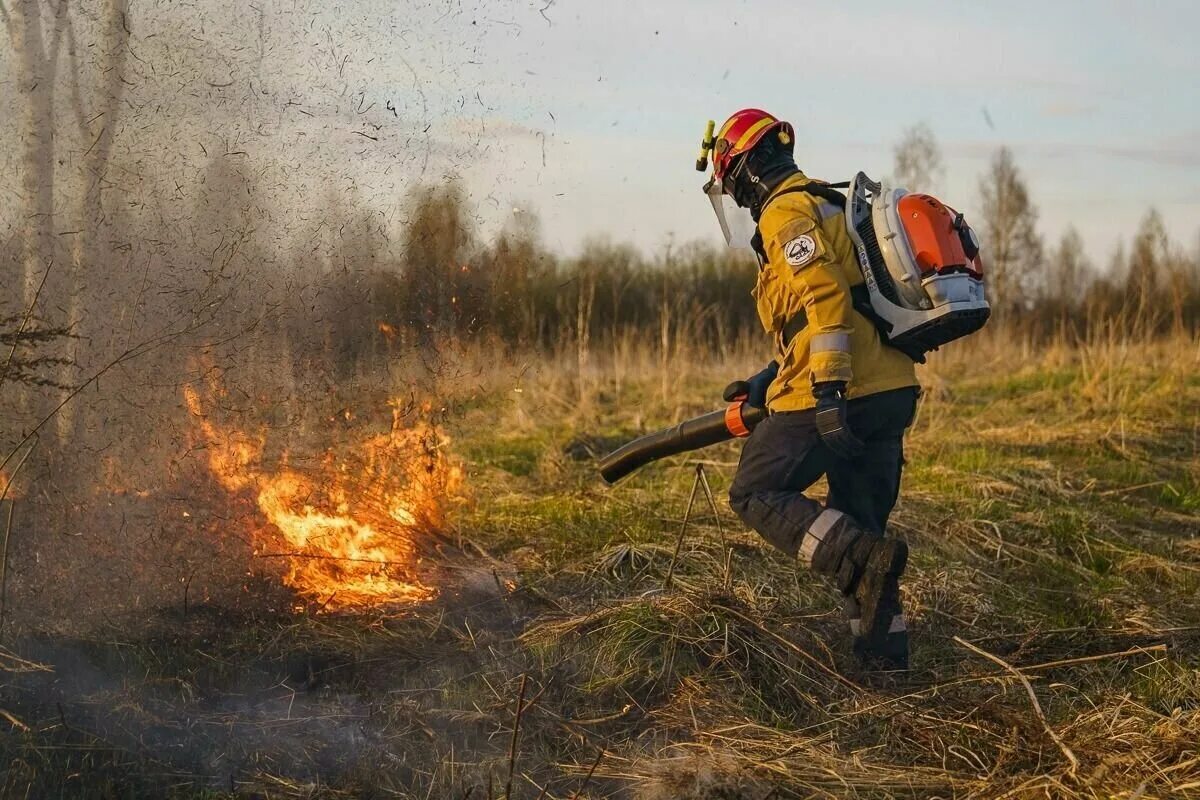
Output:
[726,150,799,221]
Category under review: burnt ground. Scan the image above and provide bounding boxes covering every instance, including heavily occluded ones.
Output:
[0,446,561,798]
[0,554,555,798]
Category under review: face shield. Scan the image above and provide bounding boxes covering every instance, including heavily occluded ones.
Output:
[704,178,756,250]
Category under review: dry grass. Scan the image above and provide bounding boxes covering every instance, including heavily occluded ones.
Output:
[1,331,1198,798]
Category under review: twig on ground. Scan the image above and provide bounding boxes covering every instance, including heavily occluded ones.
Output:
[570,748,605,800]
[0,707,28,731]
[526,774,551,800]
[954,635,1080,774]
[0,647,50,673]
[1021,644,1168,672]
[504,673,529,799]
[1096,480,1166,497]
[664,466,703,589]
[693,462,732,591]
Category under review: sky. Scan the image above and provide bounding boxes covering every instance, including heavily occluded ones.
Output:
[3,0,1198,268]
[439,0,1200,264]
[398,0,1197,267]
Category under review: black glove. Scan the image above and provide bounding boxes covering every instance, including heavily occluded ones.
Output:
[812,381,865,459]
[723,361,778,408]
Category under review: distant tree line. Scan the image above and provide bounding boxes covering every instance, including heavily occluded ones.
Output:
[310,156,1200,378]
[5,129,1198,407]
[303,180,762,375]
[894,126,1200,340]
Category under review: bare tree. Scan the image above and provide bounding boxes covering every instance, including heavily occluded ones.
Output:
[1046,226,1093,310]
[399,182,475,346]
[53,0,131,439]
[1126,209,1172,334]
[978,147,1044,316]
[66,0,130,318]
[1,0,71,311]
[892,123,943,194]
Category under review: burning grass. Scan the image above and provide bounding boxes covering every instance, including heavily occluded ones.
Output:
[183,372,463,611]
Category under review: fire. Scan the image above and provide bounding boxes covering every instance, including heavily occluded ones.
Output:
[183,380,462,611]
[0,468,21,500]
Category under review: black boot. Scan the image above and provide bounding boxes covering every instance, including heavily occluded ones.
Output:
[849,537,908,667]
[803,509,909,670]
[845,579,908,671]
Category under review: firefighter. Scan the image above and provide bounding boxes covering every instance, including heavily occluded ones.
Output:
[704,108,919,670]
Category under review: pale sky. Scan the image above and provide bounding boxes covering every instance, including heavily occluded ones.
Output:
[444,0,1200,264]
[3,0,1198,268]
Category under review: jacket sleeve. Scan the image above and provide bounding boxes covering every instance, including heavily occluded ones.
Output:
[764,214,854,385]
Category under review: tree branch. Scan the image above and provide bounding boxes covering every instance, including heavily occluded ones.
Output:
[0,329,177,477]
[0,259,53,393]
[0,296,265,478]
[954,636,1079,774]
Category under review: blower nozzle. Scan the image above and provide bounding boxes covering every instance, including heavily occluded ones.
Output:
[598,399,766,484]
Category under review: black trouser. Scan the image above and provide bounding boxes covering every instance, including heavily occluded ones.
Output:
[728,387,918,556]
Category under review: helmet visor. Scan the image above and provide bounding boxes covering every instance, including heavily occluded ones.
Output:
[705,179,755,250]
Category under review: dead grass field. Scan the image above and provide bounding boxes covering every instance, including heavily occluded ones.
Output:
[2,333,1199,799]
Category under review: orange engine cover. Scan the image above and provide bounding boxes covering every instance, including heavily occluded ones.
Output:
[897,194,974,277]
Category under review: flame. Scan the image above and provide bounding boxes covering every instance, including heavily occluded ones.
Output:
[184,380,462,611]
[0,467,21,500]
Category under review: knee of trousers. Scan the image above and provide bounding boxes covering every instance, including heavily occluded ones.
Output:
[727,488,754,528]
[728,491,824,559]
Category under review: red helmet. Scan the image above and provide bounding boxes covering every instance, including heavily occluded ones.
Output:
[710,109,794,182]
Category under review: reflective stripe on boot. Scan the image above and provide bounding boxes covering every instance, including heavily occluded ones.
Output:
[845,599,906,637]
[854,538,907,641]
[847,596,909,670]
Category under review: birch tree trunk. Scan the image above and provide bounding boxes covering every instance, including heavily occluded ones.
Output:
[4,1,68,309]
[58,0,130,440]
[3,0,69,423]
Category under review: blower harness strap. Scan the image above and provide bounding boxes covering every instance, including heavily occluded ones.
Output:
[757,180,917,359]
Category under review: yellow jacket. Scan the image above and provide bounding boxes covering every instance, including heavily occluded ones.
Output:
[754,171,918,412]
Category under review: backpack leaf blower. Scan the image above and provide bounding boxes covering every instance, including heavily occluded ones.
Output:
[764,172,991,362]
[845,172,990,358]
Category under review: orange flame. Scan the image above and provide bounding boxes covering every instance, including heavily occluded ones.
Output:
[0,467,21,500]
[184,381,462,611]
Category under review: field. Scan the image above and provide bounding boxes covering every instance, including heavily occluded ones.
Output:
[2,334,1200,799]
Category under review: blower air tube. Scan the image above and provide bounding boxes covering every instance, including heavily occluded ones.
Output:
[598,401,767,484]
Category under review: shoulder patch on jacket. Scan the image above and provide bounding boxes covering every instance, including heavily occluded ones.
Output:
[783,234,818,268]
[770,215,825,272]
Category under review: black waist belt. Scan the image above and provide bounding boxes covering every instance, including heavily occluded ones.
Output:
[781,284,873,346]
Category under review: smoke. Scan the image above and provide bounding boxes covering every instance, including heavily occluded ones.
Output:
[0,3,538,791]
[4,562,519,793]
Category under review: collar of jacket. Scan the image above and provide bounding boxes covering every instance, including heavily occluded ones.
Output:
[751,168,807,221]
